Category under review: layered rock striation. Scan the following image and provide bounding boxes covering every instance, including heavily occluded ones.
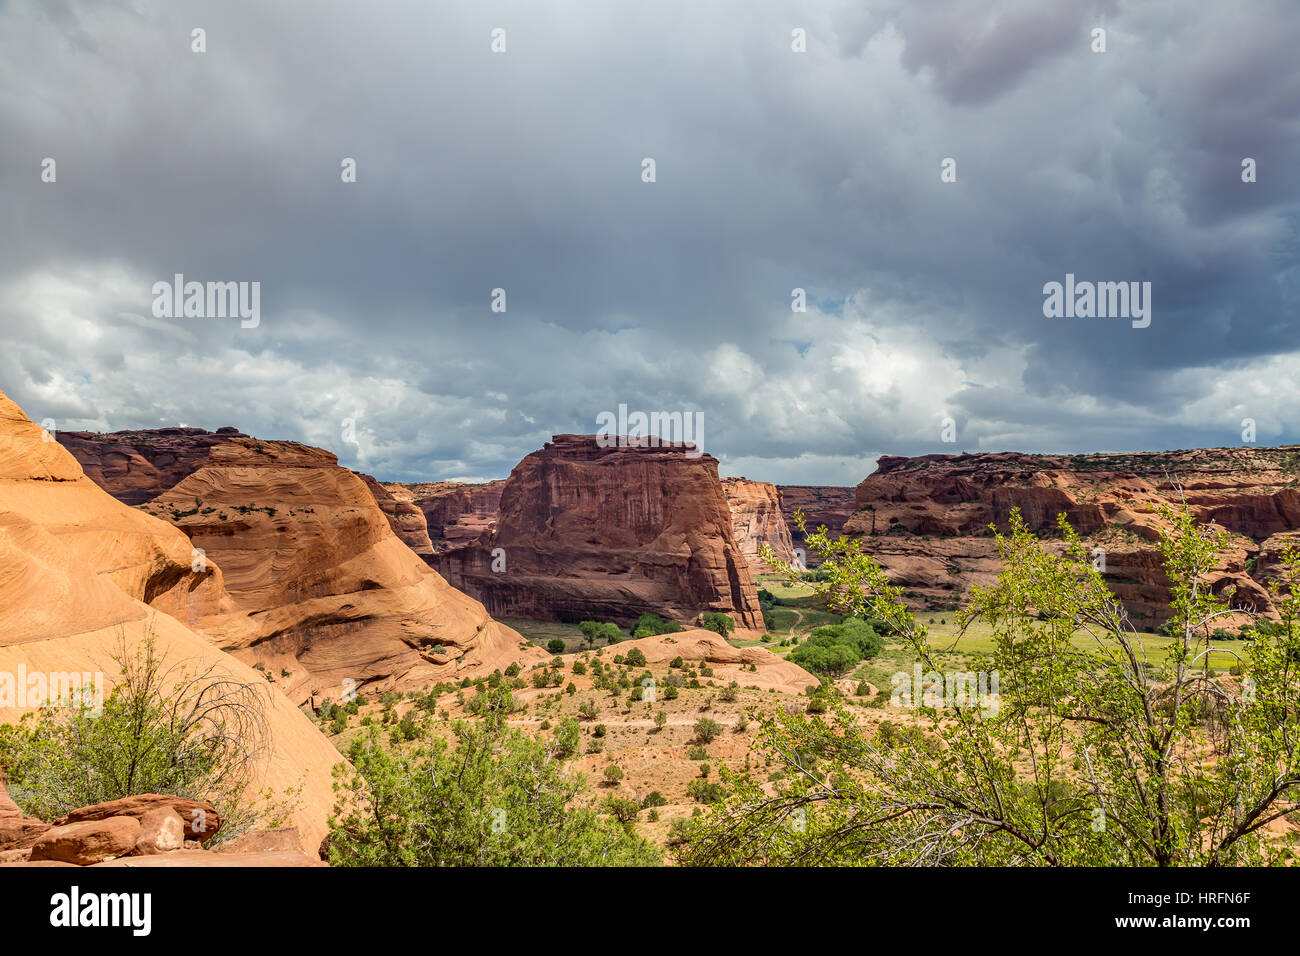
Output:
[434,435,764,629]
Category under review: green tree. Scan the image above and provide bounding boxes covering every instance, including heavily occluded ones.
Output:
[680,507,1300,867]
[632,613,683,638]
[693,718,722,744]
[0,632,285,840]
[327,693,658,866]
[702,613,735,637]
[579,621,623,646]
[546,638,566,654]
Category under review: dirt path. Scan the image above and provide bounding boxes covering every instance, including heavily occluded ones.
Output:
[788,608,804,638]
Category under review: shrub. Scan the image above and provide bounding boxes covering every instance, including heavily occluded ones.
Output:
[552,718,581,758]
[687,778,724,803]
[702,613,735,637]
[546,638,566,654]
[0,634,279,842]
[632,613,683,638]
[579,621,623,645]
[605,797,640,824]
[603,764,624,786]
[788,618,883,677]
[326,713,659,866]
[693,717,723,743]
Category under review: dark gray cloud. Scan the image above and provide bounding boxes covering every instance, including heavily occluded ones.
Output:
[0,0,1297,486]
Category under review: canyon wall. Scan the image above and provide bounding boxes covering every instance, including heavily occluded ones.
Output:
[722,477,794,575]
[775,485,856,566]
[58,426,247,505]
[0,391,341,848]
[140,439,544,701]
[434,435,763,629]
[57,429,544,701]
[384,480,505,554]
[841,448,1300,625]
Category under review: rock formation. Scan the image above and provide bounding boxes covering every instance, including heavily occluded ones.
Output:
[384,480,506,554]
[57,426,247,505]
[434,435,764,629]
[0,389,341,848]
[722,478,794,575]
[776,485,857,566]
[139,437,544,701]
[841,448,1300,625]
[612,629,818,694]
[355,473,435,557]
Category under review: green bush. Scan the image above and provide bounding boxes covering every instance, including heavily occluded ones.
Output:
[579,621,623,645]
[788,618,883,677]
[327,709,659,866]
[632,613,683,638]
[701,613,735,637]
[693,717,723,744]
[0,635,282,842]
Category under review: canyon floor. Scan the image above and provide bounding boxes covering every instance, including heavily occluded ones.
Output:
[315,575,1255,856]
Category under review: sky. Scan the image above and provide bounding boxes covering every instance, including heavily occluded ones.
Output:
[1,0,1297,485]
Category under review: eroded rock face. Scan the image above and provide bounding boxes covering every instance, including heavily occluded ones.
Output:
[57,426,247,506]
[841,448,1300,625]
[59,794,221,843]
[614,629,818,694]
[132,808,185,855]
[0,389,343,850]
[723,478,794,575]
[384,480,506,554]
[355,473,435,557]
[30,817,142,865]
[140,438,544,700]
[434,435,763,629]
[0,774,49,850]
[776,486,857,566]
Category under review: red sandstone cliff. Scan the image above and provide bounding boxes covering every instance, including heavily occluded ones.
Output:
[58,426,247,505]
[434,435,763,629]
[723,477,794,575]
[841,448,1300,624]
[356,473,435,557]
[776,485,856,566]
[137,439,545,701]
[384,480,505,554]
[0,391,341,848]
[57,429,543,701]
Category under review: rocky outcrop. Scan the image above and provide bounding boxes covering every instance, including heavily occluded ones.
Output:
[723,478,794,575]
[841,448,1300,625]
[384,480,506,555]
[355,473,435,557]
[776,485,856,566]
[613,629,818,694]
[57,426,247,506]
[30,817,141,865]
[139,438,544,701]
[0,388,343,849]
[0,774,49,850]
[58,794,221,843]
[434,435,764,629]
[3,793,320,867]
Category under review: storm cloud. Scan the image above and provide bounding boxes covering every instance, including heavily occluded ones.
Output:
[1,0,1297,484]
